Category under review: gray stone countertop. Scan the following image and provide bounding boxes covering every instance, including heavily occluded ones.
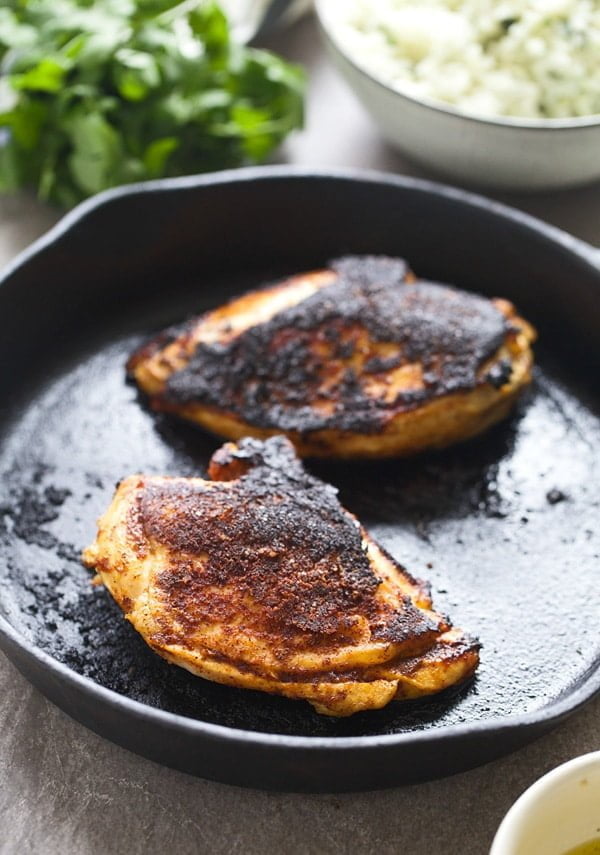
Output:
[1,13,598,855]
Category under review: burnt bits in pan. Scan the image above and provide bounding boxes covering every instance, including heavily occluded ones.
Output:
[0,336,597,737]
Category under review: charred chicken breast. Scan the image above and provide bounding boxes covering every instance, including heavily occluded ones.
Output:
[128,255,535,458]
[82,437,480,716]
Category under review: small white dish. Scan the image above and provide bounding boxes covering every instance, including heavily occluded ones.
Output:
[490,751,600,855]
[315,0,600,191]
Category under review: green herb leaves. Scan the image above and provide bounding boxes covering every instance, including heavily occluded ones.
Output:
[0,1,305,206]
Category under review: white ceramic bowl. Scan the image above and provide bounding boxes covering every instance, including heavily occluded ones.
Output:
[490,752,600,855]
[315,0,600,191]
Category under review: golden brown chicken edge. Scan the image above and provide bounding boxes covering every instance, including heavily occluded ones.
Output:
[127,269,536,459]
[82,438,481,717]
[131,328,534,459]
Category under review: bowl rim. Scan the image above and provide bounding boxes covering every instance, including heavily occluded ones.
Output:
[314,0,600,132]
[0,165,599,755]
[489,750,600,854]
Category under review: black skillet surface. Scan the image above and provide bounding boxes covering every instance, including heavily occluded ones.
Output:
[0,168,599,792]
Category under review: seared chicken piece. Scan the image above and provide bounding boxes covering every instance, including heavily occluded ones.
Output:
[83,436,479,716]
[128,255,535,459]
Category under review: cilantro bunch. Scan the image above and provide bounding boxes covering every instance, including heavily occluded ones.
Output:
[0,0,305,206]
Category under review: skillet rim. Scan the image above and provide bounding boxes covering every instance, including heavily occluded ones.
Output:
[0,165,598,752]
[0,614,599,751]
[1,166,599,283]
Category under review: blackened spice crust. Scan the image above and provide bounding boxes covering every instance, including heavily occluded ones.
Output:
[140,437,440,647]
[163,256,509,433]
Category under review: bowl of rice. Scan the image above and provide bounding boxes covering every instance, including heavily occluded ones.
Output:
[315,0,600,190]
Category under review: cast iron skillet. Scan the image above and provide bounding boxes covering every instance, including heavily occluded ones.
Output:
[0,168,598,792]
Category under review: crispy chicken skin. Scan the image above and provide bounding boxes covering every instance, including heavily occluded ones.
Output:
[128,256,536,459]
[82,436,480,716]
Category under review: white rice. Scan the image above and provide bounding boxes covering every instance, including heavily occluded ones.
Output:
[321,0,600,119]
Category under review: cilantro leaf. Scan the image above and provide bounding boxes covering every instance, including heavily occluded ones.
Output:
[0,0,305,206]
